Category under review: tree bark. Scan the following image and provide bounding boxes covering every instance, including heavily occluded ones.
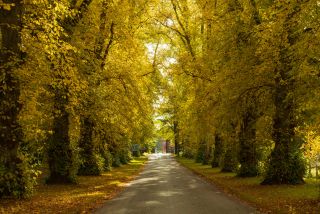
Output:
[78,116,102,175]
[316,156,319,178]
[47,90,76,184]
[0,0,31,198]
[173,121,179,156]
[78,0,113,175]
[261,67,305,184]
[221,124,238,172]
[211,134,222,168]
[238,106,259,177]
[308,160,312,178]
[261,3,306,185]
[46,0,96,183]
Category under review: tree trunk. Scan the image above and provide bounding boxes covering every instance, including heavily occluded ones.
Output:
[203,141,212,165]
[261,78,305,184]
[261,2,306,185]
[221,145,238,173]
[78,116,102,175]
[221,126,238,173]
[77,0,112,175]
[238,107,259,177]
[195,139,206,163]
[211,134,222,168]
[47,91,76,184]
[0,1,33,198]
[173,121,179,156]
[316,157,319,178]
[307,159,312,178]
[46,0,96,183]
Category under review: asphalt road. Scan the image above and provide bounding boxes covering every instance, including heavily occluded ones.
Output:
[96,154,255,214]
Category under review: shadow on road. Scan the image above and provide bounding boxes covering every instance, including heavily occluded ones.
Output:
[96,153,255,214]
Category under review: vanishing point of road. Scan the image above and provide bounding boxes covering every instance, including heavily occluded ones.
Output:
[96,154,255,214]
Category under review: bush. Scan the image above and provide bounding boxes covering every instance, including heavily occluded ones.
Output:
[78,153,104,176]
[0,152,37,198]
[112,153,121,167]
[211,134,223,168]
[182,148,194,159]
[195,143,206,163]
[101,151,113,171]
[221,147,238,172]
[132,150,141,157]
[262,150,306,184]
[119,150,132,164]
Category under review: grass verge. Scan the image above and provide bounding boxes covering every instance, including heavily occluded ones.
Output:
[176,157,320,214]
[0,156,148,214]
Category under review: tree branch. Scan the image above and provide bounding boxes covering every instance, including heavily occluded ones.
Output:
[63,0,93,30]
[235,84,275,104]
[101,22,115,69]
[170,0,195,58]
[95,0,109,59]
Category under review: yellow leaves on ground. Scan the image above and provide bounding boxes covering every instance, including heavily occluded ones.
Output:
[177,157,320,214]
[0,156,148,214]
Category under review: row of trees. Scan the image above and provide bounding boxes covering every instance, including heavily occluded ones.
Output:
[0,0,157,198]
[1,0,319,199]
[157,0,320,184]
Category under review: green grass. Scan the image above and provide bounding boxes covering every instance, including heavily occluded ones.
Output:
[177,157,320,214]
[0,156,148,214]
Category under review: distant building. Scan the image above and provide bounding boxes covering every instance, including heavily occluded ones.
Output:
[155,139,166,153]
[155,139,174,153]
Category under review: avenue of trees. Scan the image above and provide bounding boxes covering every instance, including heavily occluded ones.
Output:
[156,0,320,185]
[0,0,158,198]
[1,0,320,199]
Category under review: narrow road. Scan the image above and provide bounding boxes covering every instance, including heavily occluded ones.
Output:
[96,154,255,214]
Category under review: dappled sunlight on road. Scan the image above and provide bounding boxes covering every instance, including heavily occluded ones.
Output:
[96,155,255,214]
[148,153,172,160]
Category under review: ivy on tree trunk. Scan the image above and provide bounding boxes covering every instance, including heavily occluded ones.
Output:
[47,90,77,184]
[78,116,102,176]
[0,1,35,198]
[238,106,259,177]
[211,134,223,168]
[261,80,305,184]
[261,3,306,184]
[174,121,179,156]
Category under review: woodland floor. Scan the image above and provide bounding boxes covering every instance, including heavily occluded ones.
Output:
[0,156,148,214]
[177,157,320,214]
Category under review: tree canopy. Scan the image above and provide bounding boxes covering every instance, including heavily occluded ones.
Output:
[1,0,320,198]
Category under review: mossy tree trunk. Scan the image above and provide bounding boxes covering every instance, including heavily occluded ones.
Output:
[261,3,306,185]
[77,0,112,175]
[221,125,238,172]
[174,121,180,156]
[316,160,319,178]
[221,145,238,173]
[238,106,259,177]
[261,82,305,184]
[203,142,212,165]
[47,90,77,184]
[195,139,205,163]
[78,116,102,175]
[0,1,34,198]
[195,137,211,165]
[211,134,223,168]
[45,0,95,185]
[307,160,312,178]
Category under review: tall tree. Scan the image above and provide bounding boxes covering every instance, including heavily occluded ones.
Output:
[46,0,93,183]
[0,0,34,197]
[261,0,310,184]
